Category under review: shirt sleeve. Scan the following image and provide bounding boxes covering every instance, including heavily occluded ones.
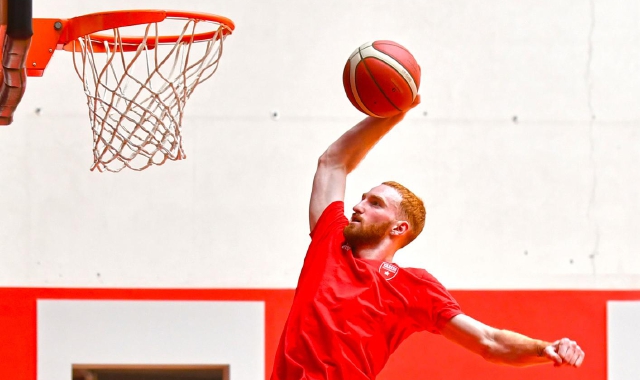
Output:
[411,270,463,334]
[299,201,349,269]
[309,201,348,241]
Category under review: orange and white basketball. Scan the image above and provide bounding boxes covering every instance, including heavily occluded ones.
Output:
[343,40,421,118]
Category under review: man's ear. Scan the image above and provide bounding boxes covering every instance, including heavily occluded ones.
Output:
[391,221,410,237]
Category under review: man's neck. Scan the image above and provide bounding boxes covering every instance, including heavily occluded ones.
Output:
[352,244,396,263]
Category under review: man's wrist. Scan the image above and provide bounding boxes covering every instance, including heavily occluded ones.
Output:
[536,341,550,357]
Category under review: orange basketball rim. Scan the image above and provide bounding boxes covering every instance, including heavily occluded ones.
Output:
[26,9,235,77]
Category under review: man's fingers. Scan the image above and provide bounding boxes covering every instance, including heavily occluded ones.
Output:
[553,338,585,368]
[557,338,571,358]
[574,349,585,367]
[544,345,563,365]
[411,94,421,107]
[566,344,585,367]
[384,95,421,122]
[565,349,578,366]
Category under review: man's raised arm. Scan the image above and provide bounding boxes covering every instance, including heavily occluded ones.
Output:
[309,96,420,232]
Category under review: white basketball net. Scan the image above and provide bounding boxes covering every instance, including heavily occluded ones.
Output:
[71,18,231,172]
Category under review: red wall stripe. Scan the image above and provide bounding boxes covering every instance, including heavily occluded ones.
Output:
[1,288,638,380]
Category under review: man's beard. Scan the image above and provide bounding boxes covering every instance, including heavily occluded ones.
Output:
[343,220,392,247]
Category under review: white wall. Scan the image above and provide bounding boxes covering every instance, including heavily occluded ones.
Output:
[37,300,264,380]
[608,301,640,379]
[0,0,638,289]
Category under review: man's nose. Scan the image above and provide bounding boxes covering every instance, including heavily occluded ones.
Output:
[353,201,364,213]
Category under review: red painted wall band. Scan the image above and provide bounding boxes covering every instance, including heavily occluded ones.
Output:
[1,288,637,380]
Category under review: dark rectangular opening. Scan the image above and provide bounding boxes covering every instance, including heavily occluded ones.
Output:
[72,365,229,380]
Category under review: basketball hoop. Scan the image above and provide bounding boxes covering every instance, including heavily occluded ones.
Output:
[59,10,234,172]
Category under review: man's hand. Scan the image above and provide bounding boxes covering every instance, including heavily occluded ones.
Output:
[388,94,421,123]
[543,338,585,367]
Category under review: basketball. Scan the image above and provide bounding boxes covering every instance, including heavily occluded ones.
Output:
[343,40,421,118]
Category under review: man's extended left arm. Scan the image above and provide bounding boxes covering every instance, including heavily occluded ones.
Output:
[440,314,585,367]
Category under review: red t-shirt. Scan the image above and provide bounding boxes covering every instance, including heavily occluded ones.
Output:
[271,201,462,380]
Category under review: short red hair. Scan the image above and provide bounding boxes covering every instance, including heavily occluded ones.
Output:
[382,181,426,247]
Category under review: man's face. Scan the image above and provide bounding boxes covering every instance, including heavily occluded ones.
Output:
[343,185,402,247]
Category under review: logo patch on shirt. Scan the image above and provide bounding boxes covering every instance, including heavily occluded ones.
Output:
[379,262,399,280]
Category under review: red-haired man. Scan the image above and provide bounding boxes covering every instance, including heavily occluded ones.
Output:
[271,96,584,379]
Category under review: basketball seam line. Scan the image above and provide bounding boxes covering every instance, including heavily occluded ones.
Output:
[360,56,403,114]
[352,46,379,117]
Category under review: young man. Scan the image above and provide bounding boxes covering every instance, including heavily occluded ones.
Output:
[271,96,584,379]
